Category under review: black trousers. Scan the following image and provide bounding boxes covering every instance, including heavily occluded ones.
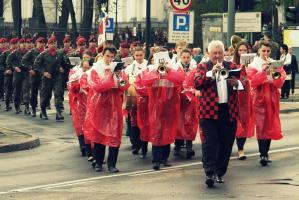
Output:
[40,76,64,112]
[152,144,170,163]
[291,71,296,92]
[281,80,291,98]
[175,139,192,149]
[200,104,236,177]
[13,72,25,108]
[4,74,13,106]
[236,137,246,151]
[30,76,41,109]
[93,143,119,168]
[258,139,271,157]
[0,69,4,99]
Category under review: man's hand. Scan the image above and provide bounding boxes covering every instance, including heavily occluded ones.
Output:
[59,67,64,73]
[228,76,239,88]
[5,69,12,75]
[44,72,52,79]
[212,62,222,76]
[15,67,21,73]
[29,70,36,76]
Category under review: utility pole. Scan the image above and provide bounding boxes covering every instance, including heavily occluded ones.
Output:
[227,0,235,46]
[146,0,151,58]
[113,0,119,47]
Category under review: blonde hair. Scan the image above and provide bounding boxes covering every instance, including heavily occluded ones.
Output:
[175,40,187,48]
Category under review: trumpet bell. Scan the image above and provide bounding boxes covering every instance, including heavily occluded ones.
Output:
[272,71,281,80]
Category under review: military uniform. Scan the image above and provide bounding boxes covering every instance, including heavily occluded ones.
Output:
[0,38,6,100]
[21,38,45,116]
[34,37,64,121]
[6,39,28,113]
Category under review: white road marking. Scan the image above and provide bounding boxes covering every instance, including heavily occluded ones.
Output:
[0,146,298,194]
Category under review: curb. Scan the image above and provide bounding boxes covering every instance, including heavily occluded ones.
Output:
[0,127,40,153]
[0,137,40,153]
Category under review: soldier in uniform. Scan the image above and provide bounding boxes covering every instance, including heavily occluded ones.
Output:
[1,38,19,111]
[6,38,28,113]
[26,38,34,51]
[34,36,65,121]
[88,35,98,59]
[69,36,86,59]
[21,37,45,117]
[0,38,7,101]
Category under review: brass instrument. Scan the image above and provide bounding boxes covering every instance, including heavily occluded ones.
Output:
[158,58,166,74]
[125,74,137,109]
[265,57,282,80]
[113,62,127,87]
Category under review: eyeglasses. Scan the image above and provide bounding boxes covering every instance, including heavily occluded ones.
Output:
[261,50,271,52]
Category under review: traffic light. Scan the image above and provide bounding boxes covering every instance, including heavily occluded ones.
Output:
[285,6,299,24]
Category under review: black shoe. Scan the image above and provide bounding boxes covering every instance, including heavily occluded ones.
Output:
[15,107,22,114]
[31,109,36,117]
[94,164,103,172]
[87,156,94,162]
[56,112,64,122]
[132,148,139,155]
[215,175,224,183]
[40,112,48,120]
[139,153,146,159]
[186,148,195,159]
[153,162,160,171]
[24,106,30,115]
[260,156,268,167]
[205,175,215,188]
[4,106,10,111]
[91,160,96,168]
[266,155,272,163]
[108,167,119,173]
[162,160,172,167]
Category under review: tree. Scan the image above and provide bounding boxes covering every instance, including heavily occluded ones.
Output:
[57,0,69,45]
[32,0,47,37]
[80,0,94,39]
[67,0,78,44]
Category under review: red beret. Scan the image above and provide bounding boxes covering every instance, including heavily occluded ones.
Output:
[120,42,130,49]
[19,38,26,43]
[10,38,19,44]
[77,37,86,46]
[36,37,45,44]
[47,36,57,44]
[26,38,33,43]
[132,41,141,46]
[63,37,70,43]
[0,38,4,43]
[2,38,7,43]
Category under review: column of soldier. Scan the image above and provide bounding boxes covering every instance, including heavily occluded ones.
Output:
[0,34,287,188]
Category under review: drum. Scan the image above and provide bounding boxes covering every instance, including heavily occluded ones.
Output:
[125,75,137,109]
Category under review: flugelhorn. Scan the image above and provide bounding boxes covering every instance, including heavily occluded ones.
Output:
[158,58,166,74]
[264,57,282,80]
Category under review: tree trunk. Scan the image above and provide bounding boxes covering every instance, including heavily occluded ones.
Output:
[67,0,78,44]
[11,0,21,37]
[57,0,69,46]
[32,0,47,37]
[0,0,3,17]
[80,0,94,39]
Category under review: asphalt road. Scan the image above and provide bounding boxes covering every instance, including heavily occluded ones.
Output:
[0,100,298,200]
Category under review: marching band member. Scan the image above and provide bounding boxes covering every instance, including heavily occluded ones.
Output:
[173,49,199,159]
[125,47,148,155]
[247,41,286,166]
[172,40,197,66]
[89,46,129,173]
[233,41,255,160]
[141,48,185,170]
[279,44,292,99]
[194,40,243,187]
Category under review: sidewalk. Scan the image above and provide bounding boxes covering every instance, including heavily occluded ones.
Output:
[0,127,40,153]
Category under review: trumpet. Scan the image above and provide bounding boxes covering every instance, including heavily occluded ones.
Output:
[157,58,166,74]
[264,57,281,80]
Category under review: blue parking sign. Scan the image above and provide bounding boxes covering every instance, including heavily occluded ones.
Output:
[106,18,114,33]
[173,14,190,32]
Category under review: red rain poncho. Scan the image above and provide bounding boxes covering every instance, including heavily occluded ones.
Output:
[236,65,255,138]
[141,65,185,146]
[247,58,286,140]
[175,65,199,141]
[89,65,129,147]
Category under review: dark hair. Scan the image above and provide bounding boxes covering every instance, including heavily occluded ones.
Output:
[280,44,288,53]
[103,46,117,55]
[233,41,248,65]
[83,49,92,57]
[180,48,192,57]
[147,54,154,66]
[259,40,271,49]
